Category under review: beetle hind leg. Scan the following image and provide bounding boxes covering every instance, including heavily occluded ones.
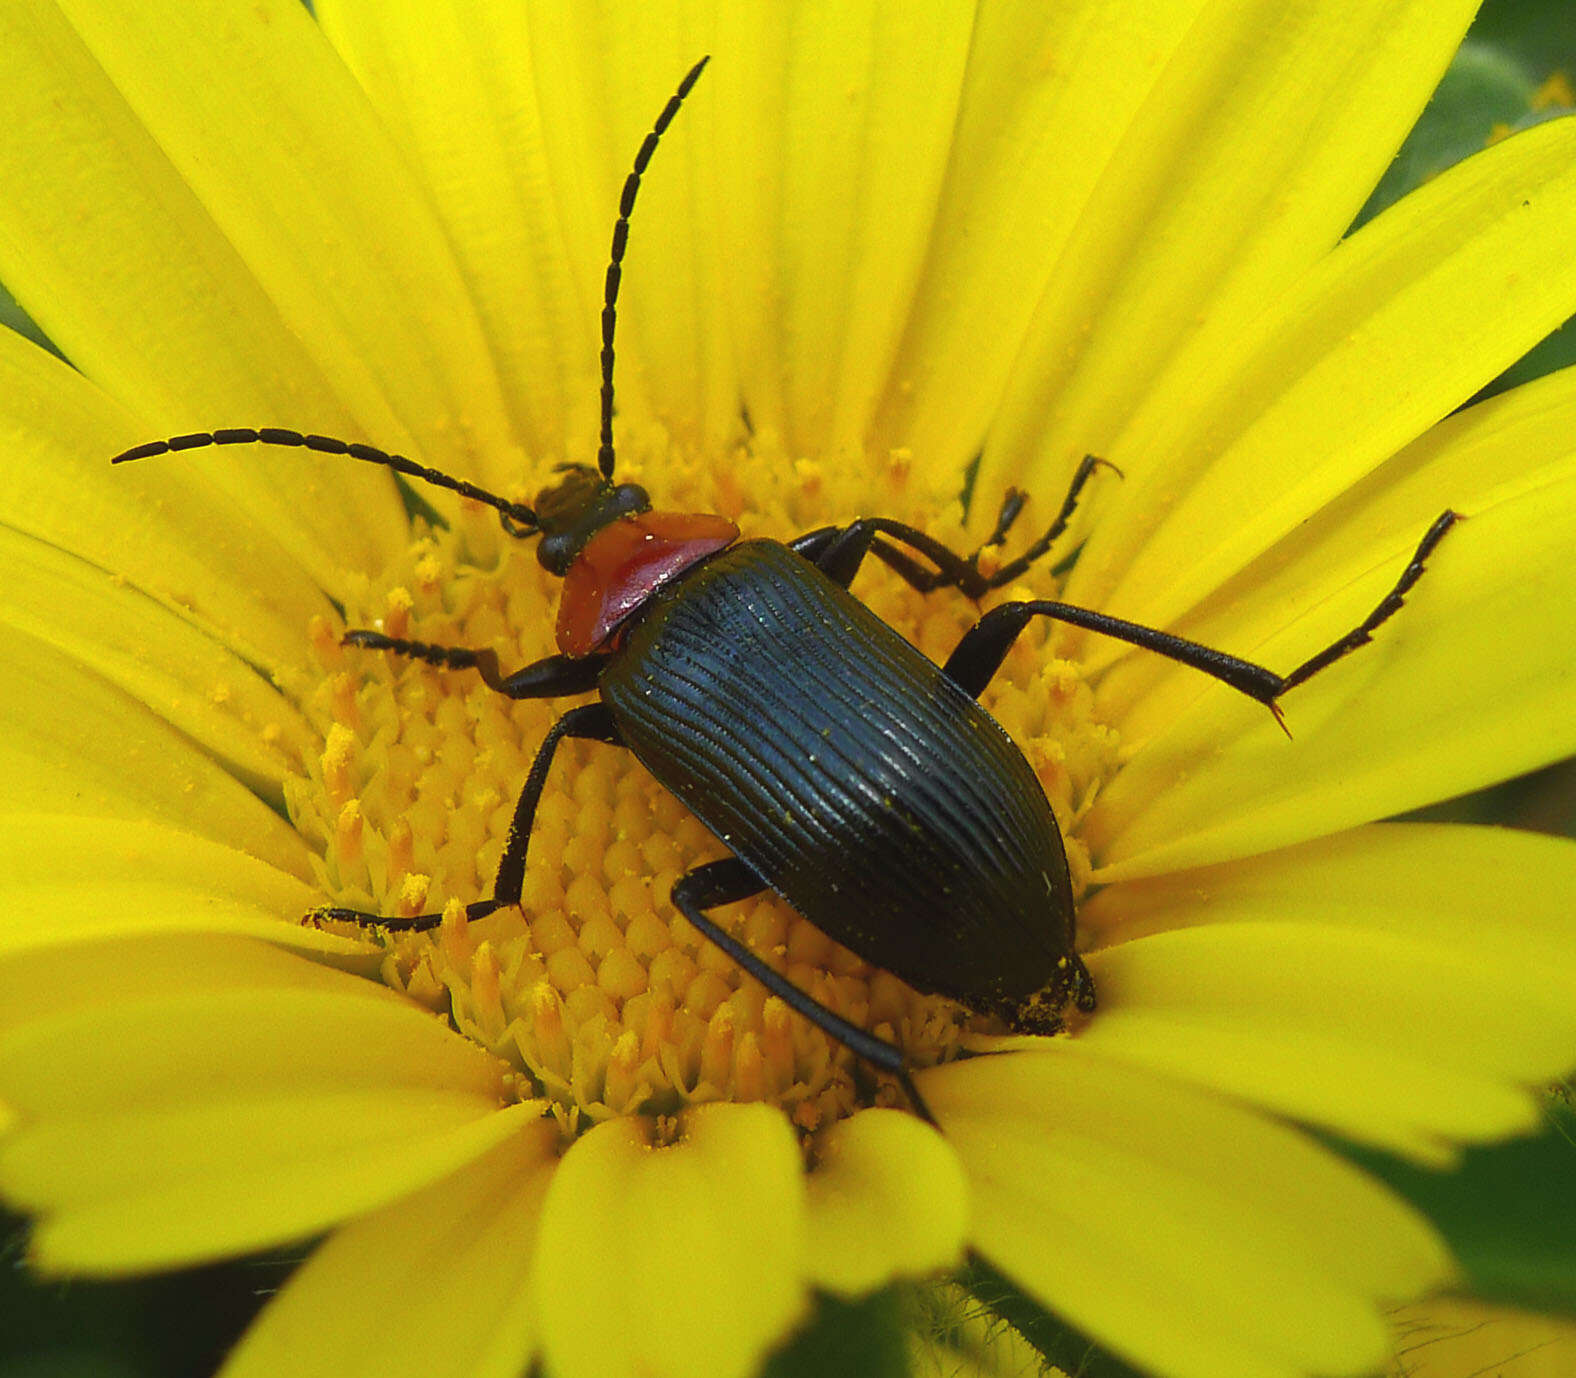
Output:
[941,510,1460,713]
[671,858,939,1127]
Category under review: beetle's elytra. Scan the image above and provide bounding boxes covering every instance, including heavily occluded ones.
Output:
[113,57,1457,1122]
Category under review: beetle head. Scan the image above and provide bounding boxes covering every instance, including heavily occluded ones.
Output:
[533,464,652,576]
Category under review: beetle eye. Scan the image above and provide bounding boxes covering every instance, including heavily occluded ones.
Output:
[537,530,576,575]
[610,483,651,519]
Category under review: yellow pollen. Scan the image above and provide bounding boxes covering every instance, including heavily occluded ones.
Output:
[333,799,363,867]
[320,723,357,805]
[396,873,431,917]
[286,431,1121,1131]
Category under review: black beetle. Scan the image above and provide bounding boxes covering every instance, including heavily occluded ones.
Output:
[113,56,1457,1121]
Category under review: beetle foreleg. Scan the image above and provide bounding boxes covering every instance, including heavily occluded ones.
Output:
[799,516,994,594]
[671,858,939,1127]
[342,631,608,697]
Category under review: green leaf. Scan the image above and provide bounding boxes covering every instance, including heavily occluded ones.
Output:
[0,281,61,359]
[1468,0,1576,79]
[763,1288,912,1378]
[0,1210,299,1378]
[1337,1097,1576,1317]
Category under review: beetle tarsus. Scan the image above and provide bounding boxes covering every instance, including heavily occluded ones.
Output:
[305,898,503,934]
[1276,509,1460,696]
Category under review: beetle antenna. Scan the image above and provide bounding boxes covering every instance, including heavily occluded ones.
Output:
[111,427,540,531]
[597,54,710,481]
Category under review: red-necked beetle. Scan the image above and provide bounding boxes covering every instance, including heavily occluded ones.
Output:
[114,57,1457,1123]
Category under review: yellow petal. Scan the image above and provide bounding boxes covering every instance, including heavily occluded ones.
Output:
[9,1094,539,1274]
[316,0,587,464]
[220,1121,561,1378]
[1081,821,1576,974]
[0,933,502,1103]
[435,3,977,461]
[393,1,734,457]
[874,0,1212,481]
[0,2,414,589]
[0,815,367,961]
[0,932,518,1271]
[709,1,976,458]
[0,526,315,793]
[1070,113,1576,635]
[1085,468,1576,877]
[0,630,310,879]
[12,0,517,489]
[1078,924,1570,1160]
[0,328,334,674]
[534,1102,808,1378]
[974,0,1476,513]
[1075,824,1576,1158]
[803,1107,967,1296]
[922,1048,1450,1378]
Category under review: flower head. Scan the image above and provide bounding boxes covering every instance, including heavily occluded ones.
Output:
[1,6,1575,1378]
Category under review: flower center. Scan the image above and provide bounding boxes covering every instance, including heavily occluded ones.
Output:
[285,427,1120,1133]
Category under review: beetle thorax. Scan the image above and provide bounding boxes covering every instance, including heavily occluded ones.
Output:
[555,510,739,656]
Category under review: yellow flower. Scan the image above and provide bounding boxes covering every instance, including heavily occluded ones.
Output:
[1,5,1574,1378]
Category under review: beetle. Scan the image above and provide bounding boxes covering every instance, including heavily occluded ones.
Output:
[113,56,1457,1122]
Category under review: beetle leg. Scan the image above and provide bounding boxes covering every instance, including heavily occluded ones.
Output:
[800,518,968,592]
[796,455,1111,596]
[795,522,966,603]
[963,454,1118,591]
[671,858,939,1127]
[308,703,622,932]
[792,501,1014,591]
[942,511,1460,725]
[787,525,839,561]
[342,631,608,698]
[491,704,622,905]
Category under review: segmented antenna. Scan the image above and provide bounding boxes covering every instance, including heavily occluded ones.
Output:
[111,56,710,521]
[111,427,539,529]
[598,54,710,480]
